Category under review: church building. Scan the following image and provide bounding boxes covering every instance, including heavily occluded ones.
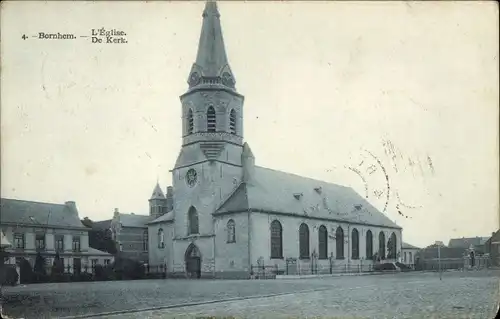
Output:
[147,1,402,279]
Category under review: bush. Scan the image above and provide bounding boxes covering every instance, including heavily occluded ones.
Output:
[71,272,93,282]
[93,264,110,281]
[112,257,146,280]
[19,259,33,284]
[0,265,19,286]
[373,262,397,271]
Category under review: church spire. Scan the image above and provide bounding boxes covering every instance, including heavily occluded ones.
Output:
[187,0,236,90]
[150,182,165,200]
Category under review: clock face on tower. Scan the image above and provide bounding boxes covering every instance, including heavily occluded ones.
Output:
[186,169,198,187]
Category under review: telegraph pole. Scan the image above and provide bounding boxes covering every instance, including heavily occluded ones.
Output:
[435,241,443,281]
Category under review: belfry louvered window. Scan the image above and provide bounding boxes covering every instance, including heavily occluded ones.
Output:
[187,109,194,134]
[229,109,236,134]
[207,106,216,132]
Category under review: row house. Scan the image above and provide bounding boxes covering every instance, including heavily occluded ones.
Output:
[0,198,113,273]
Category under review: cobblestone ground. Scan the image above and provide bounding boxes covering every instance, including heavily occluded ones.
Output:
[2,270,499,319]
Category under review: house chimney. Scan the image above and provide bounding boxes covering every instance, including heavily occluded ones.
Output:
[166,186,174,212]
[65,201,78,215]
[114,208,119,217]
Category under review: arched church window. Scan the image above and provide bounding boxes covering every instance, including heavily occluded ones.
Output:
[336,226,344,259]
[158,228,164,249]
[207,106,216,132]
[270,220,283,259]
[299,223,310,259]
[379,231,386,260]
[227,219,236,243]
[318,225,328,259]
[188,206,199,235]
[143,230,148,252]
[366,230,373,259]
[187,109,194,134]
[351,228,359,259]
[229,109,236,134]
[387,232,397,259]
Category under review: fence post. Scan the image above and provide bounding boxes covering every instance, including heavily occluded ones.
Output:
[329,256,333,274]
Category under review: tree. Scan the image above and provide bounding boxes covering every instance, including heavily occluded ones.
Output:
[33,252,47,282]
[90,229,117,255]
[81,217,93,228]
[51,252,64,275]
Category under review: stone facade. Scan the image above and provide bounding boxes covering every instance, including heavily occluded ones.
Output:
[93,209,151,263]
[402,242,420,266]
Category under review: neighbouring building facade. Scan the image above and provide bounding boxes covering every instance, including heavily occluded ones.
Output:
[485,230,500,267]
[92,208,154,263]
[146,1,403,279]
[0,198,114,272]
[401,242,419,266]
[448,236,489,253]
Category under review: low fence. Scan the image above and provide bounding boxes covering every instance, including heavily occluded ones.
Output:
[144,264,167,279]
[250,259,379,279]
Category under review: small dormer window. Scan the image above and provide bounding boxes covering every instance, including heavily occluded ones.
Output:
[354,204,363,211]
[293,193,303,200]
[314,187,322,194]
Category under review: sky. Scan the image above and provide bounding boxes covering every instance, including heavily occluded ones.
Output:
[1,1,499,248]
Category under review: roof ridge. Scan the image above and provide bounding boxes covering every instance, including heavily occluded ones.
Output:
[1,197,67,206]
[254,166,350,189]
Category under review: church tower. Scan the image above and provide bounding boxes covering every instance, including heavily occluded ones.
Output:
[171,1,246,238]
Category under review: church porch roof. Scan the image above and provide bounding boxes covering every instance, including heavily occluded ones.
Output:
[147,210,175,225]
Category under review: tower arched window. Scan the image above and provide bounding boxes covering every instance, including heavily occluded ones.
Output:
[336,226,344,259]
[229,109,236,134]
[227,219,236,243]
[270,220,283,259]
[157,228,164,249]
[188,206,199,235]
[366,230,373,259]
[351,228,359,260]
[143,230,148,252]
[207,106,216,132]
[187,109,194,134]
[379,231,386,260]
[299,223,310,259]
[318,225,328,259]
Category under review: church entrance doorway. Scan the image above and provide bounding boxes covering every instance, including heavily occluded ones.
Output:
[185,243,201,279]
